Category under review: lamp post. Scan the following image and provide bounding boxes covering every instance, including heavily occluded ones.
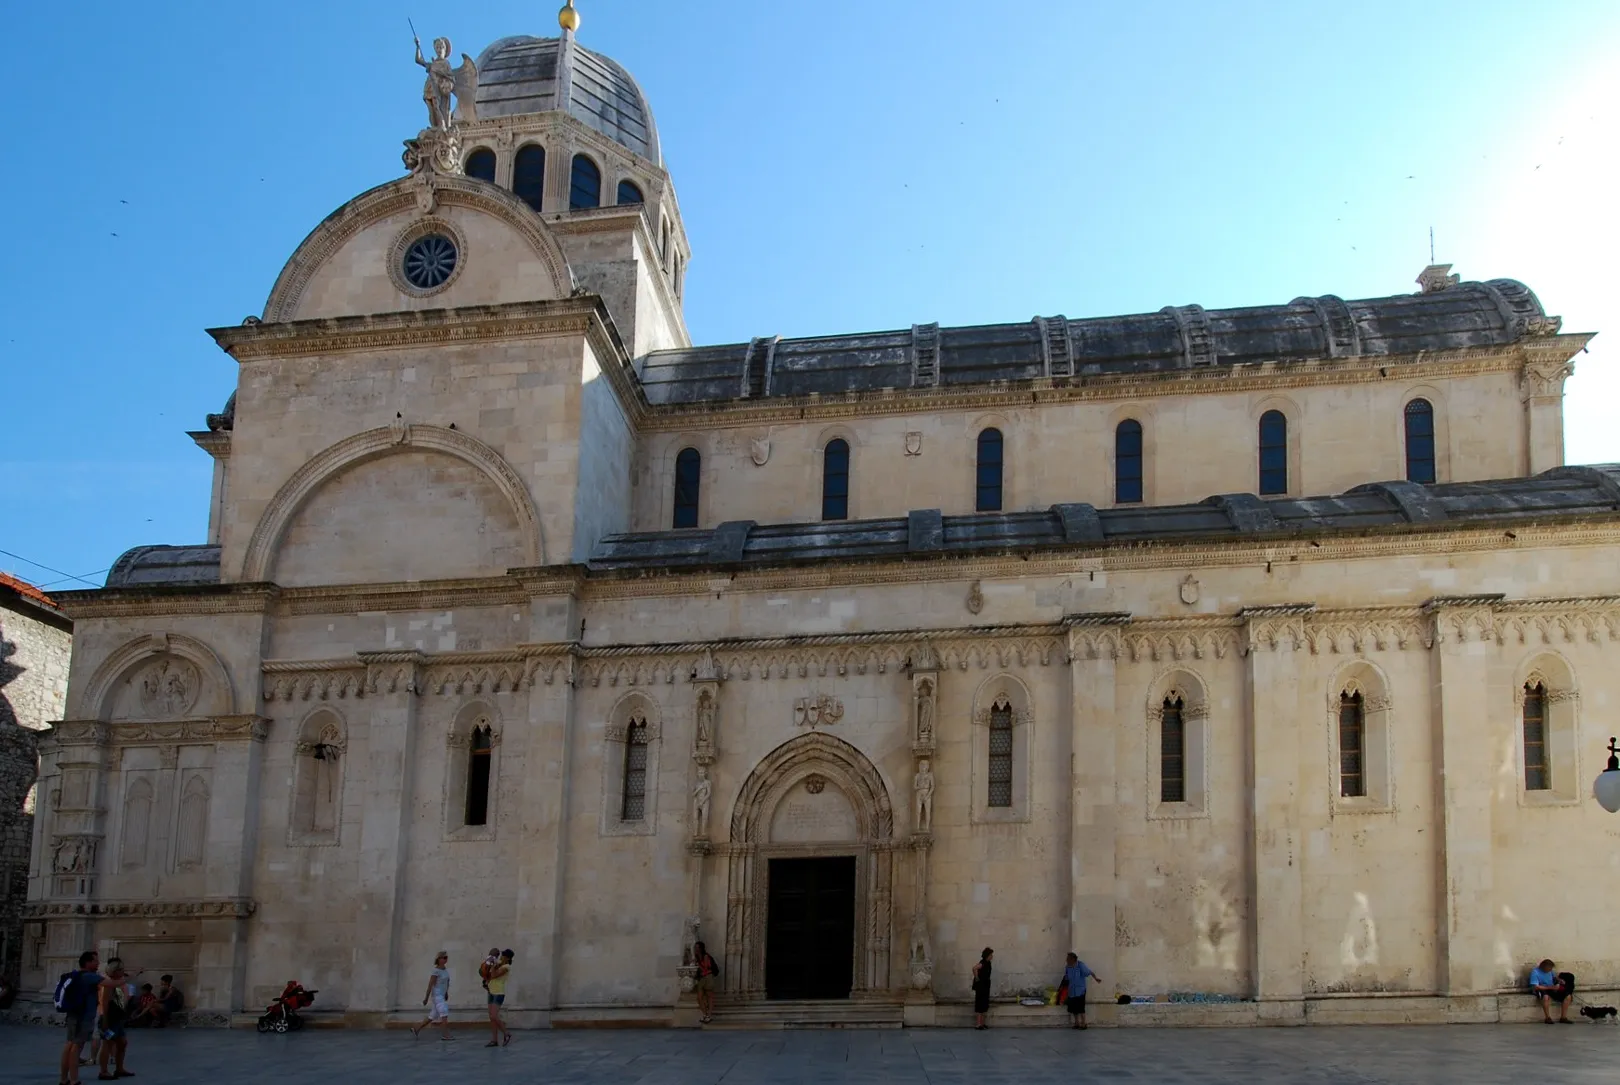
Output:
[1595,738,1620,814]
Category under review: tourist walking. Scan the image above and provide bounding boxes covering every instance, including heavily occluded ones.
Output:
[971,947,993,1030]
[95,957,134,1080]
[412,951,454,1041]
[485,949,513,1047]
[1058,952,1101,1029]
[57,950,100,1085]
[692,941,719,1025]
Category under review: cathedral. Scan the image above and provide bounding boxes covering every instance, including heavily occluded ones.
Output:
[22,4,1620,1028]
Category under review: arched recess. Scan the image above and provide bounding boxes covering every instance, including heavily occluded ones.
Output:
[1146,666,1210,818]
[80,632,237,722]
[241,424,544,582]
[970,673,1033,823]
[1512,652,1579,803]
[600,691,662,838]
[290,708,346,845]
[1326,660,1394,812]
[261,175,574,322]
[724,731,895,999]
[446,701,503,839]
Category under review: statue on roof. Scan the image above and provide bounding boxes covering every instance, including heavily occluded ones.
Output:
[414,34,478,128]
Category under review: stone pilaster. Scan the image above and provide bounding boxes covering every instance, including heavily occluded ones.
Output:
[1241,605,1314,1019]
[1520,348,1573,474]
[1066,616,1127,1020]
[345,653,422,1021]
[1425,597,1504,1005]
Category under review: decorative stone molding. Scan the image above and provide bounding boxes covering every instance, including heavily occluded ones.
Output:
[79,632,237,722]
[793,694,844,729]
[258,176,573,323]
[1521,360,1575,400]
[386,216,468,297]
[358,651,425,696]
[1240,604,1317,654]
[23,898,258,920]
[966,580,984,615]
[44,717,269,747]
[240,424,545,581]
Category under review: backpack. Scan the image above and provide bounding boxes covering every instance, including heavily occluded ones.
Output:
[55,971,90,1016]
[53,971,75,1013]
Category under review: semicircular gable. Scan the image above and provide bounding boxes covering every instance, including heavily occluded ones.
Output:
[79,633,237,722]
[263,176,575,323]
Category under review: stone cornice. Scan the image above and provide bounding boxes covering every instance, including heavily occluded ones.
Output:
[636,342,1580,431]
[187,430,231,460]
[48,584,278,621]
[42,716,271,747]
[23,898,258,920]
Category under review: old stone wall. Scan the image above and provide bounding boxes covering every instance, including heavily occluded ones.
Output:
[1,586,71,988]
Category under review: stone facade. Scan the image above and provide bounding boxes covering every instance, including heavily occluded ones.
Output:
[22,14,1618,1029]
[0,573,70,989]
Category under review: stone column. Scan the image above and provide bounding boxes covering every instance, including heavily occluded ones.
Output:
[345,652,422,1023]
[1241,605,1313,1020]
[1066,616,1127,1022]
[678,652,721,1025]
[201,715,270,1013]
[1521,353,1574,475]
[1425,597,1504,1012]
[33,721,108,985]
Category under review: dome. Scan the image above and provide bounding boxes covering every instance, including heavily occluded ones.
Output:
[474,35,661,164]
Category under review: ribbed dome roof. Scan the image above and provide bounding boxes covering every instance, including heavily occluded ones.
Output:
[474,35,660,164]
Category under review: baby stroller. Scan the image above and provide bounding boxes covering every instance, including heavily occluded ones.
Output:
[256,981,317,1033]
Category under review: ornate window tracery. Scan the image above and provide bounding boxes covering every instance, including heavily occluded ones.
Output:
[621,717,650,821]
[1160,696,1186,803]
[465,724,494,826]
[1339,691,1366,798]
[1522,682,1550,792]
[987,698,1013,807]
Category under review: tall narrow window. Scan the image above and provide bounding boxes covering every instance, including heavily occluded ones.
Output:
[513,145,546,211]
[987,698,1014,807]
[1404,399,1436,483]
[1160,696,1186,803]
[1115,419,1144,503]
[616,179,644,205]
[822,439,850,520]
[1258,410,1288,495]
[464,148,496,183]
[1523,682,1549,791]
[975,428,1004,511]
[1339,692,1365,798]
[621,717,649,820]
[465,724,493,826]
[570,154,601,210]
[673,448,701,528]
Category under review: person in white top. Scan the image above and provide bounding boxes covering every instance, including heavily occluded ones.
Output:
[411,951,454,1041]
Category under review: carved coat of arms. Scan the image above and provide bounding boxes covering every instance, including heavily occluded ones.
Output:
[793,694,844,729]
[749,435,771,466]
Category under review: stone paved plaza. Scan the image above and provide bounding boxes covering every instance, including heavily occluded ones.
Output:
[3,1023,1617,1084]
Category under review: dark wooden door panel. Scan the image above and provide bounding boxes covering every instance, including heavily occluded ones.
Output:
[765,856,855,1000]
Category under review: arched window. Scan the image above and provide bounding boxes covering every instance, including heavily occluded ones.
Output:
[822,439,850,520]
[1115,419,1144,504]
[616,179,644,205]
[975,428,1004,511]
[621,717,649,820]
[1404,399,1436,484]
[464,148,496,183]
[570,153,601,210]
[987,698,1014,807]
[1258,410,1288,495]
[672,447,701,528]
[465,724,493,826]
[1339,691,1365,798]
[513,145,546,211]
[1523,682,1549,791]
[1160,696,1185,803]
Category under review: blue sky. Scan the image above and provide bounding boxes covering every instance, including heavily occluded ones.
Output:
[3,0,1617,591]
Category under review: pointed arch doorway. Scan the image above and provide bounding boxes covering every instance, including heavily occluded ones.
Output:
[723,732,895,1000]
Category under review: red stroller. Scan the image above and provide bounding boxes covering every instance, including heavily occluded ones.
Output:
[256,981,317,1033]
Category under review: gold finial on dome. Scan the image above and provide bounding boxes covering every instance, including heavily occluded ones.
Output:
[558,0,580,32]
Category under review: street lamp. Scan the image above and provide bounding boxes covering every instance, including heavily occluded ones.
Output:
[1595,738,1620,814]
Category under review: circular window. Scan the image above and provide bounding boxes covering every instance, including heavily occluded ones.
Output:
[401,234,457,290]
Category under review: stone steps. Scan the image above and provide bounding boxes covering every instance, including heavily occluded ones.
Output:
[704,997,905,1030]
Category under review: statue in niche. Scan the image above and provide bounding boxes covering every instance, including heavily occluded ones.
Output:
[414,35,478,129]
[695,689,716,748]
[913,758,934,833]
[915,680,935,745]
[311,725,342,834]
[692,766,712,836]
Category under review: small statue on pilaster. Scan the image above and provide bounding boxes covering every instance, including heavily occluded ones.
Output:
[692,682,719,765]
[908,919,934,991]
[692,765,712,840]
[913,758,934,834]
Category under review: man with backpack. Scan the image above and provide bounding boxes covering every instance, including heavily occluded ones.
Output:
[56,950,101,1085]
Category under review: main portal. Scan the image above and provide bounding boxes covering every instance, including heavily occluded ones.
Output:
[764,855,856,1000]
